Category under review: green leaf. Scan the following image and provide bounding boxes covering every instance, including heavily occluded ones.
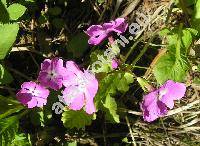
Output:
[181,29,193,53]
[0,115,19,146]
[159,28,170,37]
[7,3,26,20]
[103,94,119,123]
[153,53,189,84]
[192,0,200,33]
[1,0,7,6]
[0,95,24,120]
[67,33,88,58]
[0,64,13,84]
[67,141,77,146]
[0,23,19,60]
[98,0,105,4]
[61,110,94,129]
[0,1,9,23]
[11,133,31,146]
[116,73,134,92]
[95,72,134,123]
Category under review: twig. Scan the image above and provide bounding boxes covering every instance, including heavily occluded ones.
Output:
[167,99,200,116]
[125,116,137,146]
[121,0,141,17]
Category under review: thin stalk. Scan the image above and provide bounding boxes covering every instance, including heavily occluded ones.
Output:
[176,23,183,60]
[131,32,157,66]
[124,36,143,62]
[125,116,137,146]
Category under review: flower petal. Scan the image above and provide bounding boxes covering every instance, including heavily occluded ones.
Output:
[141,90,167,122]
[160,80,186,109]
[86,25,104,36]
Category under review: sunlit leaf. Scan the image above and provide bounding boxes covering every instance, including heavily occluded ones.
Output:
[7,3,26,20]
[153,53,189,84]
[61,109,94,129]
[95,72,134,123]
[0,23,19,59]
[0,115,19,146]
[0,95,24,120]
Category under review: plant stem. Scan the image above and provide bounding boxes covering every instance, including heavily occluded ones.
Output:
[125,116,137,146]
[124,36,143,62]
[131,32,157,66]
[176,23,183,60]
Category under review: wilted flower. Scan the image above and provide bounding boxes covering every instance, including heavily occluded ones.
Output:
[141,80,186,122]
[86,18,128,45]
[16,81,49,108]
[62,61,98,114]
[38,58,67,90]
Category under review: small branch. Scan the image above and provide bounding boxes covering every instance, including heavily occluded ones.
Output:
[125,116,137,146]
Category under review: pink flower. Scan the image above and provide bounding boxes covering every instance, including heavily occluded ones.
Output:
[16,81,49,108]
[62,61,98,114]
[86,18,128,45]
[111,59,119,69]
[38,58,67,90]
[141,80,186,122]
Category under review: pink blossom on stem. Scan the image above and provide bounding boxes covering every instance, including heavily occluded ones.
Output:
[86,18,128,45]
[111,59,119,69]
[141,80,186,122]
[38,58,67,90]
[16,81,49,108]
[62,61,98,114]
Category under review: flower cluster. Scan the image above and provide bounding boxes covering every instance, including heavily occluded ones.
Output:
[16,58,98,114]
[141,80,186,122]
[86,18,128,45]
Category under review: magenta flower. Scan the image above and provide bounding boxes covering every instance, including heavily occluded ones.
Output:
[62,61,98,114]
[38,58,67,90]
[16,81,49,108]
[111,59,119,69]
[141,80,186,122]
[86,18,128,45]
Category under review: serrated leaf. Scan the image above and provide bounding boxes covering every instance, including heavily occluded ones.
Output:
[192,0,200,33]
[182,29,193,52]
[1,0,7,6]
[159,28,171,36]
[0,64,13,84]
[7,3,26,20]
[0,95,24,120]
[103,95,119,123]
[165,28,196,54]
[61,110,93,129]
[0,115,19,146]
[0,1,9,23]
[0,23,19,59]
[153,53,189,84]
[95,72,133,123]
[11,133,31,146]
[116,73,134,92]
